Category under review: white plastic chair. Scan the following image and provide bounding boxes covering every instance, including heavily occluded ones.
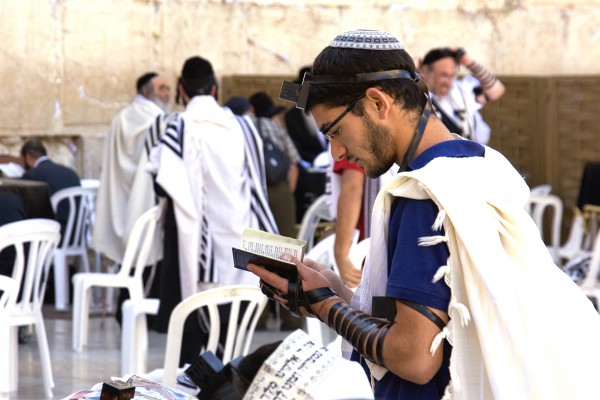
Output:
[0,275,18,396]
[525,193,563,264]
[160,285,268,387]
[529,184,552,196]
[296,194,333,251]
[80,179,101,272]
[0,219,60,398]
[579,231,600,308]
[50,186,97,310]
[120,297,160,375]
[71,204,164,352]
[349,237,371,270]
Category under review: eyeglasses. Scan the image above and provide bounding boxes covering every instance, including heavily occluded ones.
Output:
[320,93,365,141]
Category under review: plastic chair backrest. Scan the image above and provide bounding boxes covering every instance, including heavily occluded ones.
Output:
[0,275,18,311]
[349,238,371,270]
[305,231,359,275]
[0,219,60,310]
[50,186,96,250]
[297,194,333,250]
[117,205,164,281]
[580,231,600,291]
[162,285,268,387]
[525,193,563,261]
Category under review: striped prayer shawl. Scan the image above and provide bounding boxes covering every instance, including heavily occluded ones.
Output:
[145,113,169,156]
[236,115,279,234]
[154,112,216,284]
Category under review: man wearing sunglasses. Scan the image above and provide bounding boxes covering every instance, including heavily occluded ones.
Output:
[248,29,600,399]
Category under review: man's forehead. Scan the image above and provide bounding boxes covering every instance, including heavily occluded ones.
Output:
[430,57,456,70]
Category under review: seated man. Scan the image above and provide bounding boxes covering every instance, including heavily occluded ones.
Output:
[20,138,80,236]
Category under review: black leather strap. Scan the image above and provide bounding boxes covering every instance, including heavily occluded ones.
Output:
[260,280,286,301]
[373,296,447,331]
[398,299,446,331]
[287,279,302,318]
[304,287,337,305]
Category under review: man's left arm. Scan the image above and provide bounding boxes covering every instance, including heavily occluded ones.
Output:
[459,50,505,101]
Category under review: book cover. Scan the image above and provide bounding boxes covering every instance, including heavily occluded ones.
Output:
[232,228,307,279]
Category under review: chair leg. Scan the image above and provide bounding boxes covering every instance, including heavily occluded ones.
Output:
[79,249,91,274]
[53,252,70,311]
[34,315,55,397]
[72,279,91,351]
[0,325,17,393]
[121,298,159,376]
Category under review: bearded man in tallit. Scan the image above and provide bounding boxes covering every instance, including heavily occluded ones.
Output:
[92,72,170,264]
[249,29,600,400]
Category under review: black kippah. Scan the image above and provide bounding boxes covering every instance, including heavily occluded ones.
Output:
[136,72,158,92]
[422,48,456,66]
[181,56,214,82]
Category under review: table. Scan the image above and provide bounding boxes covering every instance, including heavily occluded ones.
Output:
[0,178,55,219]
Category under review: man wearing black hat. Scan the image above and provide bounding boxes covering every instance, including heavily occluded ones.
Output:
[147,56,277,364]
[420,47,505,144]
[248,91,301,239]
[93,72,170,265]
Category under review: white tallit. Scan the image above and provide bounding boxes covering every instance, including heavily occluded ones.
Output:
[92,95,164,263]
[146,96,277,300]
[353,144,600,399]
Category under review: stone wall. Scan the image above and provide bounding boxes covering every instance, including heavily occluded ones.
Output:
[1,0,598,177]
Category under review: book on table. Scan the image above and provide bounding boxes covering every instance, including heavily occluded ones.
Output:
[232,228,307,280]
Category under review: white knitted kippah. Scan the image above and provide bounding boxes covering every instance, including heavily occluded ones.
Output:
[329,29,404,50]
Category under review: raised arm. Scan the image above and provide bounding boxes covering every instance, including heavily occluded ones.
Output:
[459,50,505,101]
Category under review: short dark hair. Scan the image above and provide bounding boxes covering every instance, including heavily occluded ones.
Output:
[179,56,217,99]
[306,47,425,115]
[21,138,47,159]
[136,72,158,94]
[421,48,457,67]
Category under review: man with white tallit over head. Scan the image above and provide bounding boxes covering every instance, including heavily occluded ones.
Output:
[146,56,277,365]
[248,29,600,399]
[92,72,170,265]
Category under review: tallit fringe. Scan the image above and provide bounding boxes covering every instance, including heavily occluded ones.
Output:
[430,326,450,354]
[449,297,471,326]
[441,358,460,399]
[432,265,450,283]
[418,235,448,246]
[432,209,447,231]
[441,382,454,400]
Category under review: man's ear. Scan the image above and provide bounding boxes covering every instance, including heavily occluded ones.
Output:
[177,83,187,105]
[365,87,391,120]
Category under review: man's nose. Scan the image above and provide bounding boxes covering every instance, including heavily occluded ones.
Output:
[330,139,345,161]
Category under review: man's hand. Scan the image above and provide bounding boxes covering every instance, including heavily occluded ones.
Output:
[248,256,353,317]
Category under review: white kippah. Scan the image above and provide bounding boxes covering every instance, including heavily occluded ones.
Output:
[329,29,404,50]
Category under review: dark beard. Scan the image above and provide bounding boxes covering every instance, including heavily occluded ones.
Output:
[362,115,395,178]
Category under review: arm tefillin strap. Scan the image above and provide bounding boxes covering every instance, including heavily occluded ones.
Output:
[372,296,447,331]
[260,276,338,318]
[327,302,391,366]
[323,297,448,367]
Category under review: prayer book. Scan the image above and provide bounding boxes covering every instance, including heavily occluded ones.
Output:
[0,162,25,178]
[232,228,307,279]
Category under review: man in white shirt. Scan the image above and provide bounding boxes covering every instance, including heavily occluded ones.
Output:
[420,47,505,145]
[147,56,276,364]
[92,72,170,264]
